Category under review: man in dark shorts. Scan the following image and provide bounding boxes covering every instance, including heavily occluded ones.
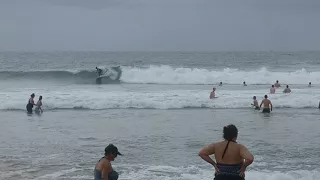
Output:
[260,95,272,113]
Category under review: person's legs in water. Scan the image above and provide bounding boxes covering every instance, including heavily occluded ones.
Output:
[262,108,270,113]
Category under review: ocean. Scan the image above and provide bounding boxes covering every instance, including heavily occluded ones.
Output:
[0,51,320,180]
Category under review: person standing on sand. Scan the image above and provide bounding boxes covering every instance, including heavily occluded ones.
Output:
[260,95,273,113]
[94,144,122,180]
[210,88,216,99]
[199,124,254,180]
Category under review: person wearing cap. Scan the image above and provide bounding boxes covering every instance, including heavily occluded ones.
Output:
[94,144,122,180]
[26,93,36,113]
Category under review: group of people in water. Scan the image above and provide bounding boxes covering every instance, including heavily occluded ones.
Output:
[210,80,317,113]
[95,124,253,180]
[26,93,43,114]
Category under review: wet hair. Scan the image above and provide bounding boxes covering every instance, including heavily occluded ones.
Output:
[272,85,274,87]
[39,96,42,100]
[253,96,256,99]
[276,80,279,83]
[223,124,238,141]
[31,93,35,97]
[286,85,289,88]
[264,95,268,98]
[309,82,311,84]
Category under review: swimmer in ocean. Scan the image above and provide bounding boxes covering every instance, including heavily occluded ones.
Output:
[251,96,260,110]
[274,80,281,88]
[270,85,276,94]
[260,95,272,113]
[243,81,247,86]
[210,88,216,99]
[308,82,312,87]
[219,82,222,86]
[283,85,291,93]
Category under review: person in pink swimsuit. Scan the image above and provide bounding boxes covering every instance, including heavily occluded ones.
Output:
[210,88,216,99]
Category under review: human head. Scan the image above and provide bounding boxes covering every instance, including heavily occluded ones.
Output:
[39,96,42,100]
[276,80,279,83]
[212,87,216,91]
[309,82,311,85]
[253,96,256,100]
[272,85,274,87]
[243,81,246,84]
[264,95,268,99]
[223,124,238,141]
[286,85,289,88]
[31,93,35,98]
[96,67,98,69]
[104,144,122,161]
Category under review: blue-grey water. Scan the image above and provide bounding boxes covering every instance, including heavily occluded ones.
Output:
[0,51,320,179]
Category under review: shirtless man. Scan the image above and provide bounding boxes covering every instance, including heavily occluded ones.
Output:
[274,80,281,88]
[210,88,216,99]
[260,95,273,113]
[270,85,276,94]
[283,85,291,93]
[251,96,260,110]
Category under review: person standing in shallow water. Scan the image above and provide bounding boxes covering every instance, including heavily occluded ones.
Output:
[26,93,36,113]
[210,88,217,99]
[199,124,254,180]
[94,144,122,180]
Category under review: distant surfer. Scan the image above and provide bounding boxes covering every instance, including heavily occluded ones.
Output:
[210,88,216,99]
[308,82,312,87]
[26,93,36,113]
[274,80,281,88]
[96,67,103,77]
[35,96,43,113]
[260,95,272,113]
[243,81,247,86]
[219,82,222,86]
[270,85,276,94]
[94,144,122,180]
[283,85,291,93]
[251,96,260,110]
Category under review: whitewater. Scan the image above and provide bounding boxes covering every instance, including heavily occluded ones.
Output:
[1,83,319,110]
[1,66,320,85]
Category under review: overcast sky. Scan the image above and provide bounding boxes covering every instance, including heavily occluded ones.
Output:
[0,0,320,51]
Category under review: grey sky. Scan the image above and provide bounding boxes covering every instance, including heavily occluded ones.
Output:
[0,0,320,51]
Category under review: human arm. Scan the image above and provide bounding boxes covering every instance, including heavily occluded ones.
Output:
[270,102,273,111]
[259,100,263,108]
[199,144,220,172]
[239,145,254,177]
[101,161,112,180]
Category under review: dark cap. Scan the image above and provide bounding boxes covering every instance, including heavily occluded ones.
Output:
[105,144,122,156]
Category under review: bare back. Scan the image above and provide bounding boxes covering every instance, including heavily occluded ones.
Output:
[214,141,242,164]
[261,99,271,108]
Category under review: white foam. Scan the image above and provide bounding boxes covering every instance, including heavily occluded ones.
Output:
[121,66,320,85]
[1,86,320,110]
